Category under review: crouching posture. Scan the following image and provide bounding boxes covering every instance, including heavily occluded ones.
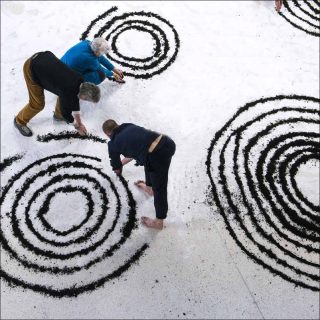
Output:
[14,51,100,137]
[103,120,176,230]
[61,38,124,84]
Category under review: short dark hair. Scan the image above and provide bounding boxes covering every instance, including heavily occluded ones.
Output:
[102,119,118,134]
[79,82,101,103]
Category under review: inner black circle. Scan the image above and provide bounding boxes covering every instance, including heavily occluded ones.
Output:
[80,7,180,79]
[112,25,160,62]
[105,19,169,70]
[38,186,94,236]
[29,174,108,246]
[290,155,320,212]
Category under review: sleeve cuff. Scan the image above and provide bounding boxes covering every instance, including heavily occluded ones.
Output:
[72,111,81,115]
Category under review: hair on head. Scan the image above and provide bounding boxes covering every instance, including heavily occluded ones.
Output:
[102,119,118,134]
[79,82,101,103]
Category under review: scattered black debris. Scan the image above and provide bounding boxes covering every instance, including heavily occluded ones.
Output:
[206,95,320,292]
[1,152,149,297]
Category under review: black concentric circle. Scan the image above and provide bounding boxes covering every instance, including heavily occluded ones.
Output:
[279,0,320,37]
[0,149,148,297]
[80,6,180,79]
[206,95,320,291]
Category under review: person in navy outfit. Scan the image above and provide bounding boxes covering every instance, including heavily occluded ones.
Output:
[61,38,124,85]
[103,119,176,230]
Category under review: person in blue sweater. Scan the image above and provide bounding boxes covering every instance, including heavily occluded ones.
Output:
[102,119,176,230]
[61,38,124,85]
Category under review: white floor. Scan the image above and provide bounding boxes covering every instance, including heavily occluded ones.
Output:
[1,1,319,319]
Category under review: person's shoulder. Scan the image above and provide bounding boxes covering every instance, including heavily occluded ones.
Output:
[121,123,136,131]
[78,40,90,46]
[72,40,91,52]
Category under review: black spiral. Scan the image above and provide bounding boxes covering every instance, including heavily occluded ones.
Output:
[206,95,320,291]
[1,138,149,297]
[80,6,180,79]
[279,0,320,37]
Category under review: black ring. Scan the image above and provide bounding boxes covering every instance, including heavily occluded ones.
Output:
[80,7,180,79]
[206,95,320,292]
[1,150,149,297]
[279,0,320,37]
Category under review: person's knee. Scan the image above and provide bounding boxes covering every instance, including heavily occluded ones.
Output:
[30,99,45,111]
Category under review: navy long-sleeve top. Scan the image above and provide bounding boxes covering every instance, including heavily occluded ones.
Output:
[30,51,83,123]
[61,40,114,85]
[108,124,159,170]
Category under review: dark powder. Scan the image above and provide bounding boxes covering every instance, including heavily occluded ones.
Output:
[37,131,106,144]
[1,153,149,297]
[0,154,23,172]
[206,95,320,292]
[80,7,180,79]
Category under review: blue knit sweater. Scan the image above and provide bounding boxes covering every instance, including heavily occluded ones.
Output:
[61,40,114,84]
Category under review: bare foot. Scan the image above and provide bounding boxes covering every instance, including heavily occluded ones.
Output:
[141,216,164,230]
[134,180,154,196]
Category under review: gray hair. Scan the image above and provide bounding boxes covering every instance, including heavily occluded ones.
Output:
[90,38,110,56]
[79,82,101,103]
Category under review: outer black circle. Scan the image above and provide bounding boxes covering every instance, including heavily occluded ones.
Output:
[80,7,180,79]
[206,95,320,292]
[279,0,320,37]
[0,152,148,297]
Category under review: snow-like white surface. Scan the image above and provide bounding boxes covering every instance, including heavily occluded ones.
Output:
[1,1,319,319]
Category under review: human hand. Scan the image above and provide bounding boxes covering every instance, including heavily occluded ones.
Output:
[75,123,87,136]
[113,168,122,176]
[113,68,124,79]
[113,72,124,83]
[275,0,283,12]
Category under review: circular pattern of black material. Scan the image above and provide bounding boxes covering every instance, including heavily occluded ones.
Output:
[0,151,148,297]
[0,154,23,172]
[206,95,320,291]
[80,6,180,79]
[279,0,320,37]
[37,131,106,144]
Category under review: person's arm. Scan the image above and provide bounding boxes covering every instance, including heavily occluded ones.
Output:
[275,0,283,12]
[108,143,123,176]
[98,65,113,78]
[60,95,87,136]
[60,96,75,123]
[73,112,87,136]
[99,55,114,71]
[121,157,133,166]
[99,56,124,82]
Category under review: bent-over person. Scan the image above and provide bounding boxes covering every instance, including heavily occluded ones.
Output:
[103,119,176,230]
[14,51,100,137]
[61,38,124,85]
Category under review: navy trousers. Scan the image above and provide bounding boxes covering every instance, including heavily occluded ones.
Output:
[144,136,176,219]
